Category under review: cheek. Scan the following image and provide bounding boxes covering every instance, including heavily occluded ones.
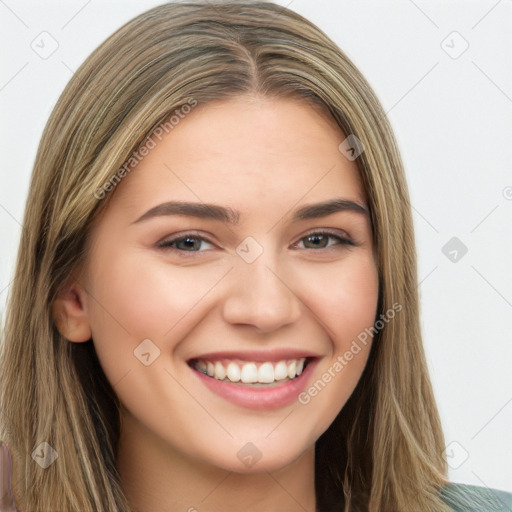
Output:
[293,254,378,424]
[85,250,226,343]
[298,253,379,347]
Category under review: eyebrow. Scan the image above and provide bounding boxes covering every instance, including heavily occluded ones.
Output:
[132,198,369,225]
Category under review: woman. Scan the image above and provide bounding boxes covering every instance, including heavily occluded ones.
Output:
[0,1,510,511]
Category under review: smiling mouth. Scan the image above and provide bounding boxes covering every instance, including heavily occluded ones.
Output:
[188,357,312,387]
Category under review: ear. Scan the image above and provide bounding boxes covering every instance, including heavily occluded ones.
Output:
[52,281,92,342]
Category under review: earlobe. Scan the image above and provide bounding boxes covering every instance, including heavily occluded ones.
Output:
[52,283,92,343]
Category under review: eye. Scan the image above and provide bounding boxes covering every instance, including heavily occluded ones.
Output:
[293,230,355,250]
[156,229,355,254]
[156,232,215,252]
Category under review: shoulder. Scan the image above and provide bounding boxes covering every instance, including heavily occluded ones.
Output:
[440,482,512,512]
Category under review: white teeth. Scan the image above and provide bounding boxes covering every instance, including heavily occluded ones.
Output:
[274,361,288,381]
[287,360,297,379]
[195,358,307,384]
[214,361,226,380]
[258,362,274,383]
[226,362,241,382]
[240,363,258,383]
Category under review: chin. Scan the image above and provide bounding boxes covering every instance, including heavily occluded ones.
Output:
[198,437,315,475]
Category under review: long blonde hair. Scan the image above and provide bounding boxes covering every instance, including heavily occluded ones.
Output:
[0,1,450,510]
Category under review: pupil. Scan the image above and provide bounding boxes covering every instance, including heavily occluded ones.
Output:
[306,234,327,248]
[180,237,199,250]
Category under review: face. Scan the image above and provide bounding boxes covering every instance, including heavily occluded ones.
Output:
[71,96,378,474]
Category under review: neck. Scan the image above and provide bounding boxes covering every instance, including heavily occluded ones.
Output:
[117,412,317,512]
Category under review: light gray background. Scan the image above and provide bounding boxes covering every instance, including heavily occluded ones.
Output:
[1,0,511,493]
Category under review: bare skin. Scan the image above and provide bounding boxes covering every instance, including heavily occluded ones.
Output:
[53,95,379,512]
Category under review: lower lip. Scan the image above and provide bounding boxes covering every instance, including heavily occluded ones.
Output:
[190,359,317,410]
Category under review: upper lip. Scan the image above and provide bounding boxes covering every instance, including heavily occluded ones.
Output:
[188,349,321,363]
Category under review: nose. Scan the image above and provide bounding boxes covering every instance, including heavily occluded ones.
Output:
[221,255,302,334]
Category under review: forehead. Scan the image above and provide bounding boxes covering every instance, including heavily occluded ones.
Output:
[109,96,366,217]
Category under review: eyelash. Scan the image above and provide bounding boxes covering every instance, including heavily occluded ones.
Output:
[156,229,356,255]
